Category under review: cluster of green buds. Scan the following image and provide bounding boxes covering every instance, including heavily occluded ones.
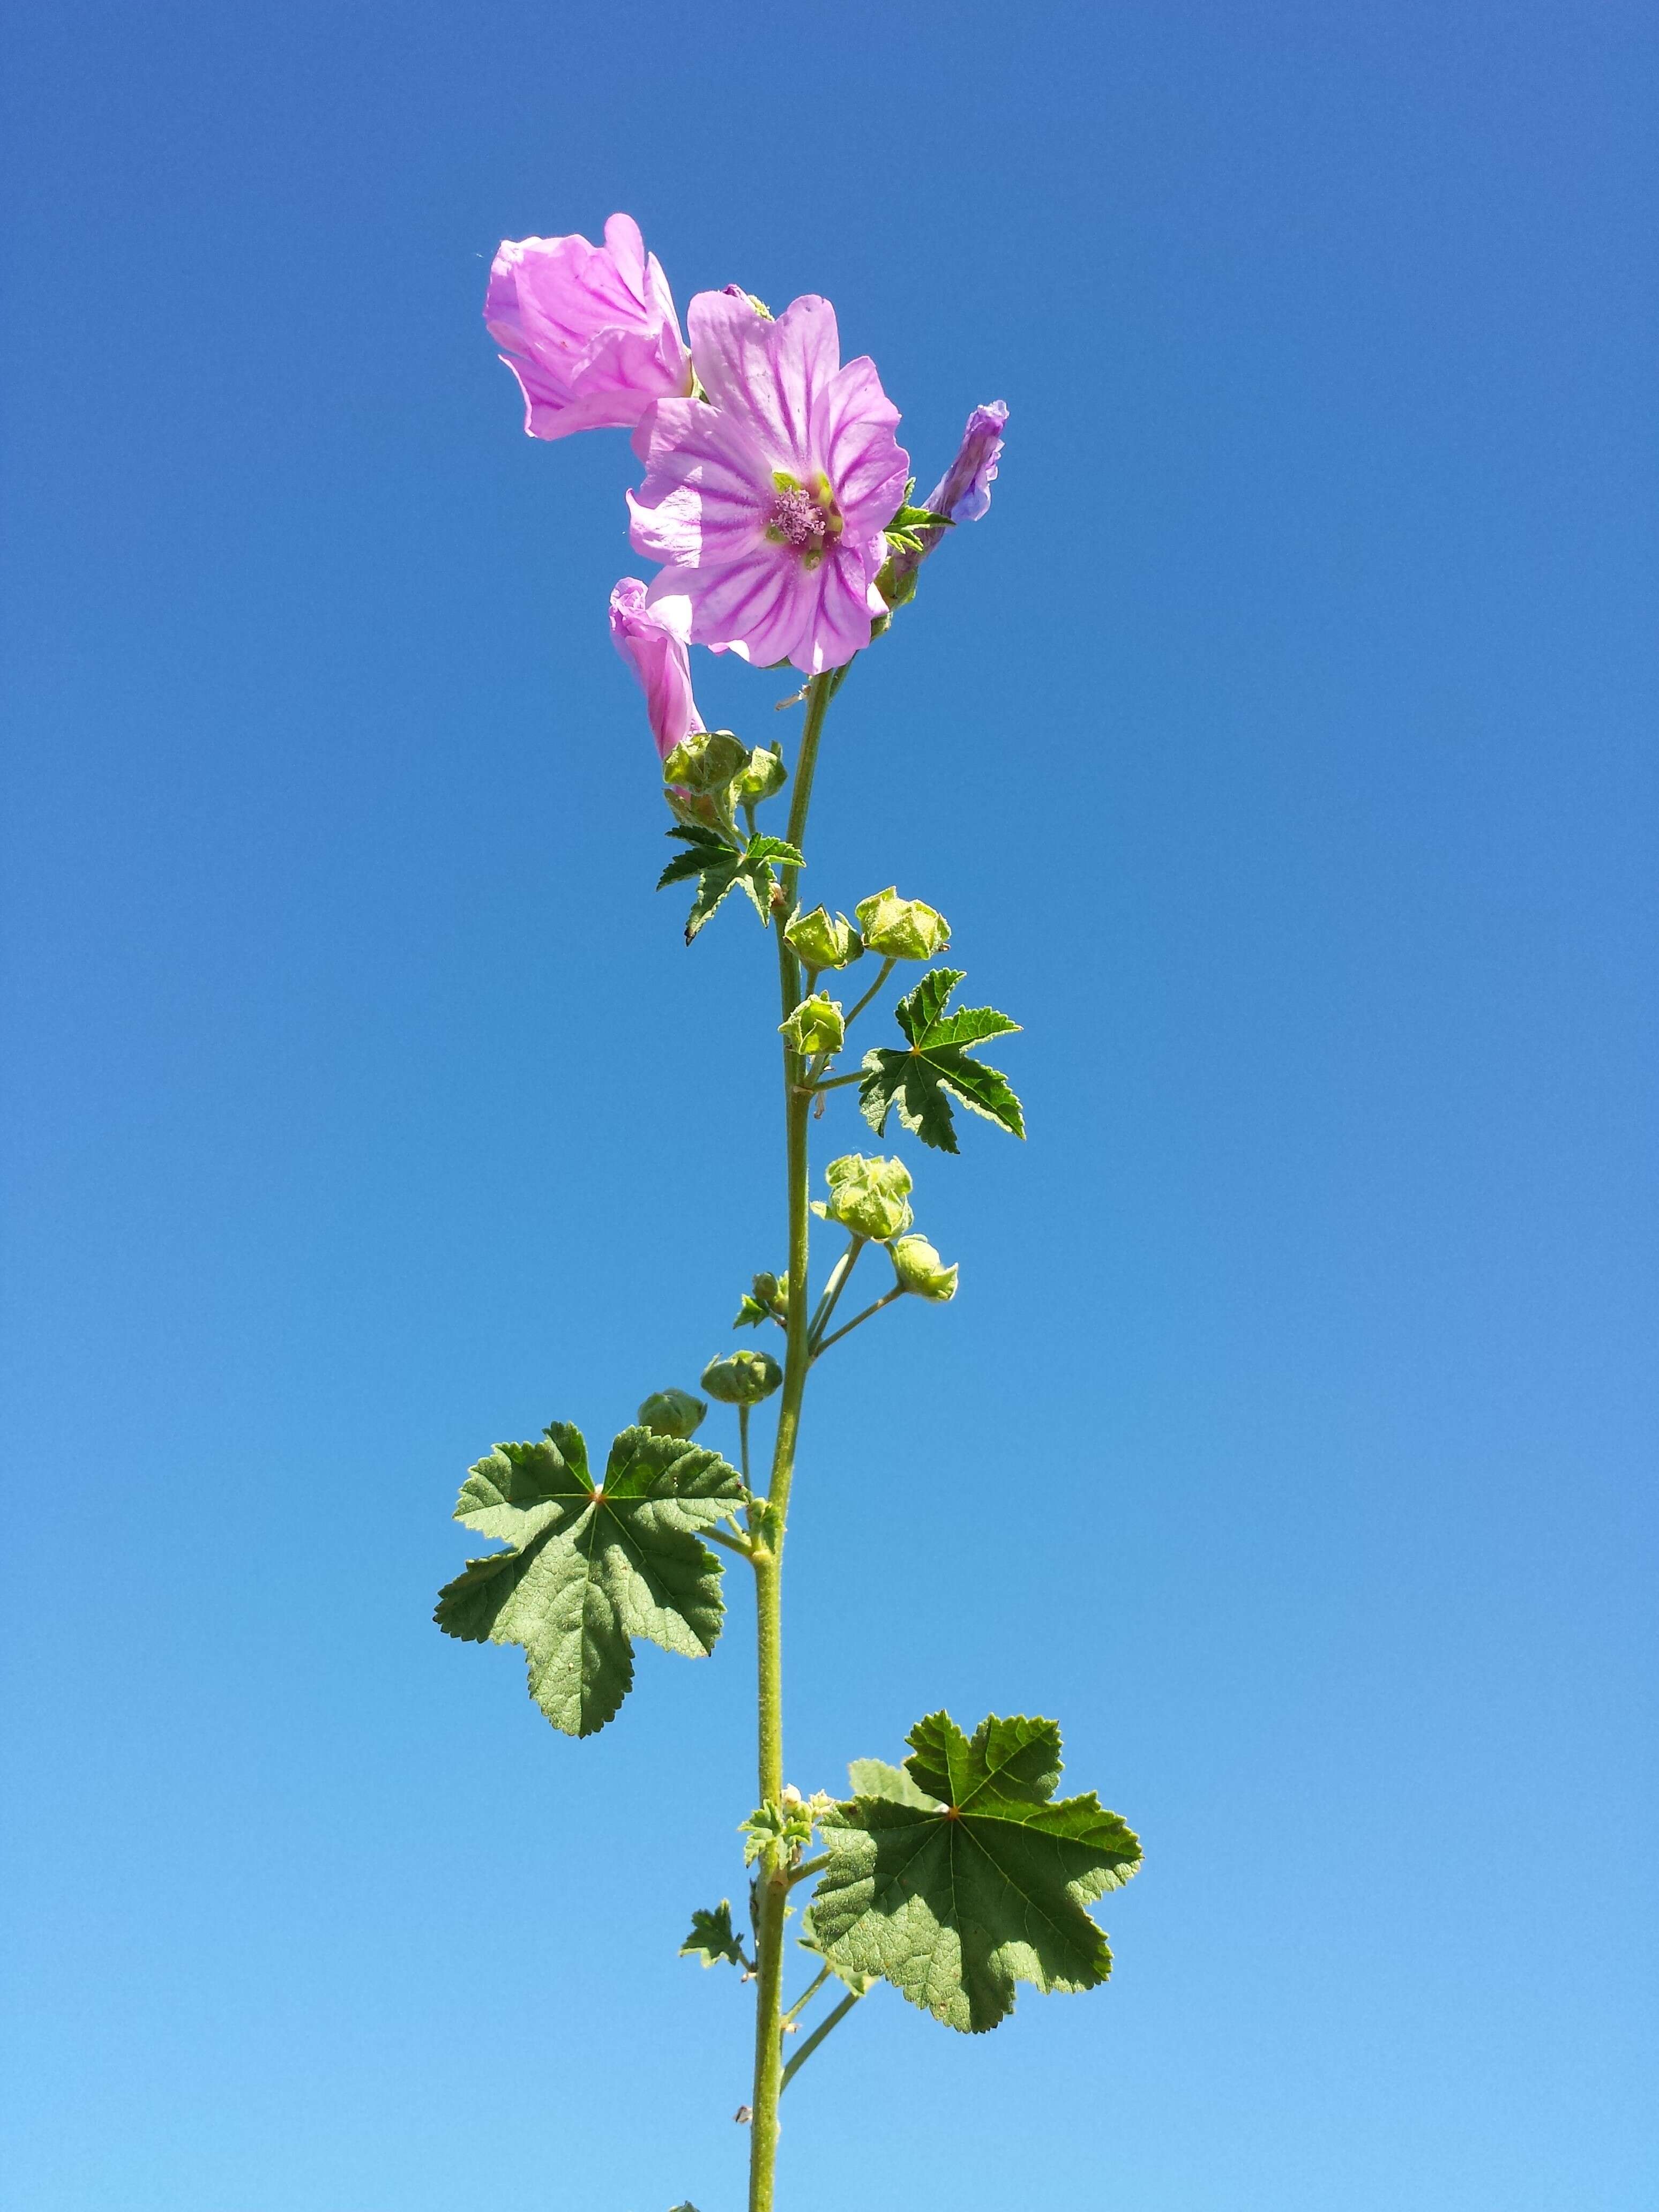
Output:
[783,892,948,978]
[811,1154,914,1244]
[662,730,787,831]
[804,1156,961,1301]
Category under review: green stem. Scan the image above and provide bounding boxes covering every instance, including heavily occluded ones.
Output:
[842,955,897,1029]
[802,1070,862,1096]
[812,1286,905,1360]
[780,1988,864,2092]
[704,1526,753,1560]
[748,667,837,2212]
[807,1238,864,1353]
[738,1402,751,1490]
[780,1963,832,2027]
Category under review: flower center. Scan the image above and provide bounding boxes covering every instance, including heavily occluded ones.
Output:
[764,471,843,567]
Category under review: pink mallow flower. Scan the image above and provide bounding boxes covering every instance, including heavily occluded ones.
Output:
[486,214,691,440]
[627,292,909,676]
[609,578,703,760]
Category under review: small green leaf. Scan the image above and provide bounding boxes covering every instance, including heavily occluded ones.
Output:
[659,828,805,943]
[681,1900,750,1971]
[745,834,805,866]
[858,967,1024,1154]
[808,1711,1141,2034]
[889,502,954,533]
[656,824,738,891]
[435,1424,743,1738]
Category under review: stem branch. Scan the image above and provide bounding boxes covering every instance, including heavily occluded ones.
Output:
[780,1989,864,2093]
[812,1286,905,1359]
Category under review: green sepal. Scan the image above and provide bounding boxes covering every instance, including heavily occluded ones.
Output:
[808,1711,1141,2034]
[681,1899,751,1971]
[434,1423,743,1738]
[885,500,956,554]
[658,827,805,943]
[858,968,1024,1153]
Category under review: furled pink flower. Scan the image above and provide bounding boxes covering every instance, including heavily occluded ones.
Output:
[609,579,703,759]
[879,400,1010,608]
[485,215,691,440]
[925,400,1008,524]
[627,292,909,676]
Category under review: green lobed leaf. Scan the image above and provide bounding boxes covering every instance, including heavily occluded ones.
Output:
[435,1423,743,1738]
[659,828,804,943]
[858,967,1024,1154]
[808,1710,1141,2034]
[681,1899,750,1971]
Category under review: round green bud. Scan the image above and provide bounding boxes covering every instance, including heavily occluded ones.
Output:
[662,729,751,795]
[779,992,845,1057]
[810,1153,914,1244]
[784,906,863,971]
[734,745,788,803]
[755,1271,789,1320]
[854,887,951,961]
[637,1387,708,1439]
[701,1348,784,1405]
[891,1233,959,1302]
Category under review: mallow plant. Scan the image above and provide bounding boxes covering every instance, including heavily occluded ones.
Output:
[439,212,1141,2212]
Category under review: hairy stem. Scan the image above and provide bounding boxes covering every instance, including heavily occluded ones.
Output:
[748,667,836,2212]
[842,954,897,1029]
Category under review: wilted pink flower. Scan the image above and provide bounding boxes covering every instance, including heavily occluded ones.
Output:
[486,215,691,440]
[925,400,1008,524]
[627,292,909,676]
[609,578,703,760]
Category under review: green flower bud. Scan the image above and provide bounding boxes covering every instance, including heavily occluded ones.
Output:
[662,729,750,795]
[637,1388,708,1439]
[734,745,788,803]
[810,1153,914,1244]
[784,906,863,971]
[733,1269,791,1328]
[891,1234,959,1302]
[779,993,845,1057]
[701,1348,784,1405]
[854,887,951,960]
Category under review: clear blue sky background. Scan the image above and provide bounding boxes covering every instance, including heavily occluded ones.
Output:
[2,4,1654,2208]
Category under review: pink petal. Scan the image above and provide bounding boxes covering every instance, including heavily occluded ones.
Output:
[628,398,772,565]
[814,355,908,538]
[685,292,841,475]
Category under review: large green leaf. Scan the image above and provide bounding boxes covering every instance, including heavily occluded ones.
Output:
[809,1711,1141,2033]
[434,1423,742,1738]
[858,968,1023,1154]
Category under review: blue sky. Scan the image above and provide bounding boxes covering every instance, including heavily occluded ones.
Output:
[2,3,1655,2208]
